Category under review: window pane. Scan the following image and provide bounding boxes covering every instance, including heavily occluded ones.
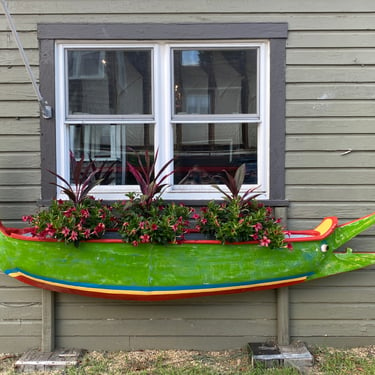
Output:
[68,50,152,115]
[173,49,258,115]
[173,123,257,185]
[69,124,154,185]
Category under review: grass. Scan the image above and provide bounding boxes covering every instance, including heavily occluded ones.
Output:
[0,346,374,374]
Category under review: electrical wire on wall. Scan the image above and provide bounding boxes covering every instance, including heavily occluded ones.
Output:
[0,0,53,119]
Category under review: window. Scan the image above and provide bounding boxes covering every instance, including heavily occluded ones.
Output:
[39,23,287,202]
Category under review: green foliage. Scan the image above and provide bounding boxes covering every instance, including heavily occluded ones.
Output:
[197,198,287,249]
[113,194,192,246]
[23,197,117,246]
[127,148,174,207]
[49,151,107,205]
[212,163,260,204]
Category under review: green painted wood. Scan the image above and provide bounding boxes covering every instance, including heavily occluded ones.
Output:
[286,169,375,185]
[6,0,375,14]
[0,84,37,101]
[291,286,375,303]
[0,187,40,202]
[56,318,276,337]
[0,153,40,169]
[0,320,41,336]
[288,49,375,65]
[291,319,375,336]
[2,14,375,32]
[2,213,375,300]
[56,303,276,320]
[0,31,37,48]
[0,118,39,135]
[0,304,41,320]
[0,49,38,66]
[0,337,41,353]
[286,186,375,202]
[0,102,39,117]
[287,84,375,100]
[56,335,267,351]
[0,171,40,185]
[287,134,375,151]
[287,101,375,117]
[287,66,375,83]
[288,32,375,48]
[287,118,375,134]
[291,303,375,320]
[286,152,375,168]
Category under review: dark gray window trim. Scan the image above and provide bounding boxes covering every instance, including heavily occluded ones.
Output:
[38,22,288,204]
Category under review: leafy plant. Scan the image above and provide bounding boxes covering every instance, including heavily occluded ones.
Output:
[23,152,117,245]
[127,148,174,207]
[197,164,289,249]
[114,194,192,246]
[23,197,117,245]
[197,198,288,249]
[212,163,260,204]
[48,151,107,205]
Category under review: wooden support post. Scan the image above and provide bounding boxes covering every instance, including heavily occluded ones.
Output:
[42,290,55,352]
[274,206,290,345]
[276,287,290,345]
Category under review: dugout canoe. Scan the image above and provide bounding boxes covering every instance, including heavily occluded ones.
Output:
[0,213,375,301]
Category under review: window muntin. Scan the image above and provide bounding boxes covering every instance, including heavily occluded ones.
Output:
[56,41,269,200]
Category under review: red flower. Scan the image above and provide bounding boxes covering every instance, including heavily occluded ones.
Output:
[80,209,90,218]
[253,222,263,232]
[61,227,70,237]
[95,223,105,233]
[70,231,78,241]
[151,223,158,231]
[84,229,91,239]
[63,207,76,218]
[140,234,151,243]
[260,236,271,247]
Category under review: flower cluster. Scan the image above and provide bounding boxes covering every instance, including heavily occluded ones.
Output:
[196,197,289,249]
[113,194,192,246]
[23,197,117,245]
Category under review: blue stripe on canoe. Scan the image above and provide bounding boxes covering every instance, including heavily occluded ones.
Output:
[5,268,314,292]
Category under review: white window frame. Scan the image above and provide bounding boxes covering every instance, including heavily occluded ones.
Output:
[55,40,270,201]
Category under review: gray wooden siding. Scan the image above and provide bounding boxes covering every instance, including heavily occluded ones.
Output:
[55,292,277,351]
[0,273,42,352]
[0,0,374,351]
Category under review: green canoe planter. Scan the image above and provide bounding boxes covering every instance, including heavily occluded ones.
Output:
[1,213,375,301]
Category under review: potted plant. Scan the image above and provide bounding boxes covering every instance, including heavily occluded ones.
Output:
[22,152,117,246]
[196,164,288,249]
[113,149,192,246]
[2,150,375,301]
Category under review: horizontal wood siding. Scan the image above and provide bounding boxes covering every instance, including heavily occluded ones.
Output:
[0,272,41,352]
[290,269,375,347]
[55,292,277,350]
[0,0,374,351]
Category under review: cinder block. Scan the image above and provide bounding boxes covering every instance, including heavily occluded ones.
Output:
[248,341,314,371]
[15,349,85,372]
